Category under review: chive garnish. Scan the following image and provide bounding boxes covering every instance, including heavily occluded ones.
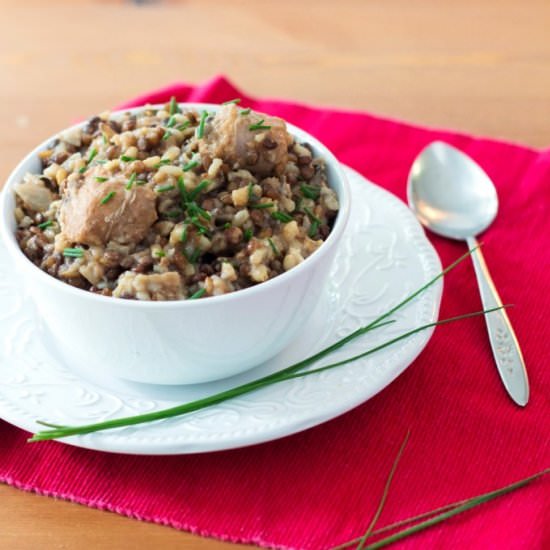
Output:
[240,108,251,116]
[222,222,232,230]
[162,130,172,141]
[120,155,136,163]
[95,176,108,183]
[249,119,272,131]
[156,184,175,193]
[222,98,241,105]
[125,173,136,190]
[303,206,321,224]
[37,220,53,230]
[184,248,201,264]
[183,159,199,172]
[249,202,275,210]
[63,247,84,258]
[102,133,108,145]
[188,180,209,201]
[154,249,165,258]
[176,121,191,131]
[300,183,320,200]
[271,211,293,223]
[187,201,211,221]
[177,175,188,203]
[196,110,208,139]
[169,96,180,115]
[79,147,98,173]
[188,287,206,300]
[164,210,182,219]
[268,238,279,256]
[244,228,253,241]
[308,219,320,238]
[100,191,116,205]
[166,115,177,128]
[190,217,210,235]
[96,159,107,165]
[153,158,171,169]
[136,179,147,186]
[180,225,188,243]
[247,182,254,200]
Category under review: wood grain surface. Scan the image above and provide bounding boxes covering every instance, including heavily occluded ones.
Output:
[1,1,549,548]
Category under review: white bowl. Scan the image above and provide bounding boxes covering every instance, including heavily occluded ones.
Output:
[0,103,350,385]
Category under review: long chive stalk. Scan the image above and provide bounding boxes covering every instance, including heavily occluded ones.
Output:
[29,249,477,442]
[348,468,550,550]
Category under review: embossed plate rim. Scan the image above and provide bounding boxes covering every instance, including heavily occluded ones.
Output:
[0,166,442,454]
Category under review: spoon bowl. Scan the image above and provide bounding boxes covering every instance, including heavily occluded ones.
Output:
[408,142,498,240]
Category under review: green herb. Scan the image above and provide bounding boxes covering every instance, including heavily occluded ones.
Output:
[249,119,272,131]
[164,210,182,219]
[222,98,241,105]
[190,217,210,235]
[300,183,320,200]
[308,219,320,238]
[188,287,206,300]
[125,173,136,190]
[153,158,171,169]
[95,159,108,165]
[79,147,98,173]
[188,180,209,201]
[136,179,147,186]
[120,155,136,163]
[222,222,232,230]
[156,184,175,193]
[169,96,180,115]
[62,247,84,258]
[303,206,321,224]
[249,202,275,210]
[187,201,211,221]
[243,228,253,241]
[102,133,108,145]
[196,110,208,139]
[176,121,191,131]
[166,115,177,128]
[100,191,116,205]
[177,175,188,203]
[37,220,53,230]
[247,182,254,200]
[272,211,293,223]
[268,238,279,256]
[240,108,251,116]
[95,176,108,183]
[154,249,165,258]
[183,159,199,172]
[162,130,172,141]
[184,248,201,264]
[180,225,188,243]
[29,248,483,441]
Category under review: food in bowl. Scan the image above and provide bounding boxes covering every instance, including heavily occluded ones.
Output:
[13,101,340,301]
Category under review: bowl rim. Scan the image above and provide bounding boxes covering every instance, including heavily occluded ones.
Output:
[0,102,350,309]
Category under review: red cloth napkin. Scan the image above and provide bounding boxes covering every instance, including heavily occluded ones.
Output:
[1,76,549,549]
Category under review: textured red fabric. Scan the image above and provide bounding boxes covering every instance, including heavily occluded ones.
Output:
[1,76,549,549]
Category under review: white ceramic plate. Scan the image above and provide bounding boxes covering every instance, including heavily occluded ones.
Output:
[0,166,442,455]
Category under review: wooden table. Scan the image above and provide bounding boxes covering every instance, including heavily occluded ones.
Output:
[1,1,548,548]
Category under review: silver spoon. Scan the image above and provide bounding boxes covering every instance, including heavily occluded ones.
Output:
[407,141,529,406]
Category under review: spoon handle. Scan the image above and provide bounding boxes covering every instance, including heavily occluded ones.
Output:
[466,236,529,406]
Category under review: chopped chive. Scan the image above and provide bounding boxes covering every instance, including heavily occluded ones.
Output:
[166,115,177,128]
[190,249,201,263]
[249,202,275,210]
[268,238,279,256]
[183,159,199,172]
[180,225,188,243]
[120,155,136,163]
[190,217,210,235]
[249,119,272,131]
[177,175,188,202]
[303,206,321,224]
[188,287,206,300]
[240,108,251,116]
[162,130,172,141]
[176,120,191,131]
[156,184,175,193]
[100,191,116,205]
[300,183,320,200]
[37,220,53,230]
[169,96,180,115]
[247,182,254,200]
[154,249,165,258]
[63,247,84,258]
[308,219,320,238]
[102,133,108,145]
[196,110,208,139]
[153,158,171,169]
[95,176,108,183]
[164,210,182,219]
[222,222,232,230]
[244,228,253,241]
[187,201,211,221]
[188,180,209,201]
[136,179,147,186]
[271,211,293,223]
[79,147,98,173]
[222,98,241,105]
[96,159,108,165]
[125,173,136,190]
